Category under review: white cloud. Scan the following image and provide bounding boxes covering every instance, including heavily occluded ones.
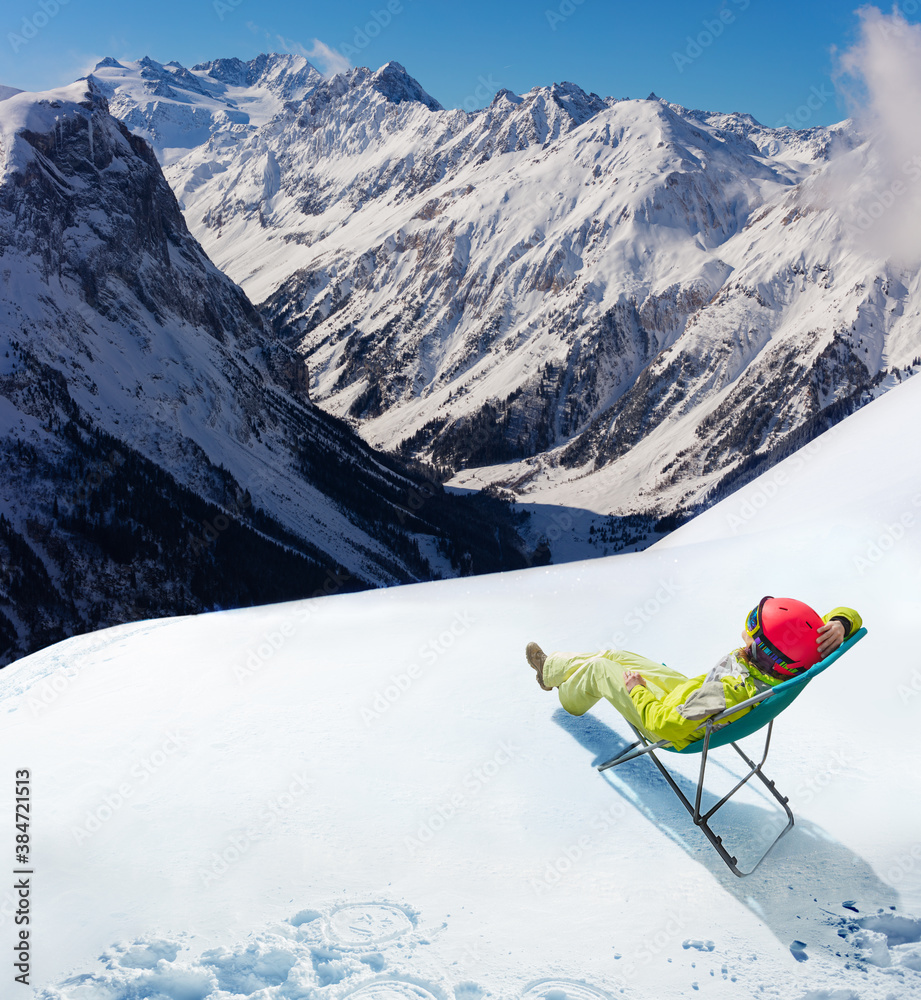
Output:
[832,6,921,264]
[275,35,351,78]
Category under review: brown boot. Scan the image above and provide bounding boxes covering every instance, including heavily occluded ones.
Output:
[526,642,552,690]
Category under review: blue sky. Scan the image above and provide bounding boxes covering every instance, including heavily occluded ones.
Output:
[1,1,917,127]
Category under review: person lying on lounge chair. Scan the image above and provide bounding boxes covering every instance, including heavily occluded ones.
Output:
[525,598,862,750]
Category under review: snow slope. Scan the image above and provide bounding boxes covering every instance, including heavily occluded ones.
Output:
[3,353,921,998]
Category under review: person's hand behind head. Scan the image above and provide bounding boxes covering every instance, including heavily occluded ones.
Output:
[816,620,845,658]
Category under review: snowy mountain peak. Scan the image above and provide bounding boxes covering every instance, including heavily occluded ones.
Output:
[546,80,609,122]
[491,88,523,107]
[157,55,908,549]
[0,79,116,175]
[288,61,445,126]
[192,52,323,100]
[190,55,249,85]
[86,53,324,162]
[136,55,167,79]
[369,60,443,110]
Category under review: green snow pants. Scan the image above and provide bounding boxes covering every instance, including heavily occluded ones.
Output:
[542,649,690,738]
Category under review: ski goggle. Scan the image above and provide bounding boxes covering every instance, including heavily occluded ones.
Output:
[749,634,795,675]
[745,596,770,638]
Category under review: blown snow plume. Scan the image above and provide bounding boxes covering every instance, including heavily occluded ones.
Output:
[833,6,921,264]
[277,36,352,78]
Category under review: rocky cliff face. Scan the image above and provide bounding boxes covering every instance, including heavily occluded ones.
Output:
[0,81,529,666]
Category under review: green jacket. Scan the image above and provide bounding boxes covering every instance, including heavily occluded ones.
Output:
[628,607,863,750]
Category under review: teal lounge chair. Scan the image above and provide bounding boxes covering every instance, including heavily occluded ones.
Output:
[596,628,868,876]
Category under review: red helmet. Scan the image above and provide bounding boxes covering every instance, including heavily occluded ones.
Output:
[745,597,824,678]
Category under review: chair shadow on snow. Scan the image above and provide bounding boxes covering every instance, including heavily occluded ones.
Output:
[553,707,899,948]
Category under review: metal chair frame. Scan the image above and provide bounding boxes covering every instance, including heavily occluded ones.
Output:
[596,628,867,877]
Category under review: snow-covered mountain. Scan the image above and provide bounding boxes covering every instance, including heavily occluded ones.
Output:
[0,80,529,665]
[134,58,918,543]
[87,54,324,164]
[6,55,920,662]
[3,326,920,1000]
